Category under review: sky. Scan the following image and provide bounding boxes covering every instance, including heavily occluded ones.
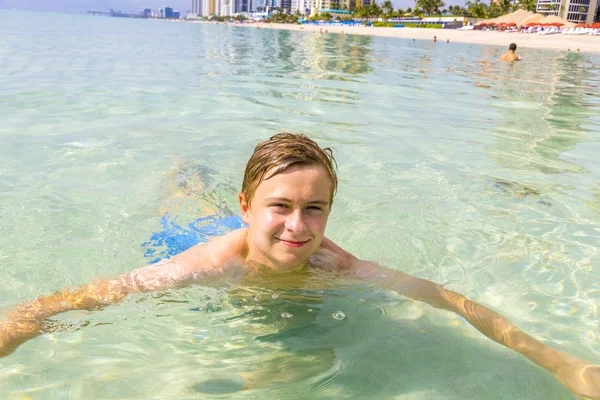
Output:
[0,0,464,15]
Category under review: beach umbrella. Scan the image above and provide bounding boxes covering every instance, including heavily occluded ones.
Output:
[590,22,600,28]
[574,23,586,27]
[521,13,546,26]
[493,10,534,26]
[541,15,568,26]
[506,22,517,26]
[477,22,487,26]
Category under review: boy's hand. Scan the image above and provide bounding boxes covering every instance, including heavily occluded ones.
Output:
[0,319,43,358]
[552,355,600,400]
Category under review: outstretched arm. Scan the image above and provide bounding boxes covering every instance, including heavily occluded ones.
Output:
[0,229,248,357]
[358,262,600,399]
[318,239,600,399]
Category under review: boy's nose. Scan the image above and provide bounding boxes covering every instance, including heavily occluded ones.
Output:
[285,210,306,232]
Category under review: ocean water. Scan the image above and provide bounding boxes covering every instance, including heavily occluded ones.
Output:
[1,10,600,399]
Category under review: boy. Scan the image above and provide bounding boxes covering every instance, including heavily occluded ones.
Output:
[500,43,522,61]
[1,133,599,398]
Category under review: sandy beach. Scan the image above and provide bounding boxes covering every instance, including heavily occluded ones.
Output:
[226,22,600,53]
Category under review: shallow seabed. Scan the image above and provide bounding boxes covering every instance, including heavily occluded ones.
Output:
[1,10,600,399]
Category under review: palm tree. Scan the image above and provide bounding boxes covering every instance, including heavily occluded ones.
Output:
[382,0,394,18]
[369,2,383,19]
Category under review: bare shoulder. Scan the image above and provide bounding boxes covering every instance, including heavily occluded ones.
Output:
[310,237,358,271]
[117,228,250,291]
[172,227,249,268]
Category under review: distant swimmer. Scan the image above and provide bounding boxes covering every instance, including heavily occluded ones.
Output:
[433,36,437,43]
[500,43,522,61]
[446,39,449,43]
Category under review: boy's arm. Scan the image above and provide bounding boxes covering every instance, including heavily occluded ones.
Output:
[319,239,600,399]
[0,229,248,357]
[358,262,600,399]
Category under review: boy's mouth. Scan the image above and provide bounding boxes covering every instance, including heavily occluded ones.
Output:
[277,238,309,248]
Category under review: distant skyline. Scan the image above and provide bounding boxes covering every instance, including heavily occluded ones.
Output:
[0,0,464,15]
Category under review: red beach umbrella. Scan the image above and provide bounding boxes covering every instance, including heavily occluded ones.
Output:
[478,22,487,26]
[575,23,586,27]
[506,22,517,26]
[590,22,600,28]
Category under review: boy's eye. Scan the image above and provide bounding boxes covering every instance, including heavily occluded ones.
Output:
[307,206,323,211]
[271,203,288,209]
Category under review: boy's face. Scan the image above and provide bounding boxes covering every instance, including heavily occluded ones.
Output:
[239,164,332,272]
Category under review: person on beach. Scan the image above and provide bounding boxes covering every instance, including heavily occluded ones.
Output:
[500,43,522,61]
[1,133,599,398]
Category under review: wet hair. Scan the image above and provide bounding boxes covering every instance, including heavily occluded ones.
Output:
[241,133,338,207]
[509,43,517,51]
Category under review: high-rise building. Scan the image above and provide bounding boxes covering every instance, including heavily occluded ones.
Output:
[310,0,354,15]
[281,0,292,12]
[233,0,250,13]
[191,0,203,15]
[250,0,284,12]
[537,0,599,24]
[165,6,174,17]
[291,0,308,13]
[202,0,217,15]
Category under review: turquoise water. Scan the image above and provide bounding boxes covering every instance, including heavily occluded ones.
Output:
[1,10,600,399]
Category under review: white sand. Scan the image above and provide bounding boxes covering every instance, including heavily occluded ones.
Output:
[227,22,600,53]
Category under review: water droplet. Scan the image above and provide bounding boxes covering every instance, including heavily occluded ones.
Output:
[318,290,324,294]
[253,296,260,302]
[280,312,293,319]
[380,274,387,279]
[271,293,279,300]
[308,308,313,312]
[332,311,346,320]
[359,298,366,302]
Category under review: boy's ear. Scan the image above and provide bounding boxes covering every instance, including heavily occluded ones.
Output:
[238,193,250,224]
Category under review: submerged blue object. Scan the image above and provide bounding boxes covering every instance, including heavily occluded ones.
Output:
[142,213,246,263]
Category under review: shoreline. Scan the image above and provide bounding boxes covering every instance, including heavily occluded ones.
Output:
[205,21,600,53]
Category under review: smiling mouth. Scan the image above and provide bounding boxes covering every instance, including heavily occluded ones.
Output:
[277,239,309,248]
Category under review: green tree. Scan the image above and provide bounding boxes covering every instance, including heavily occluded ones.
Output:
[498,0,511,14]
[369,2,383,19]
[382,0,394,17]
[416,0,446,16]
[466,0,487,18]
[487,2,503,18]
[516,0,537,12]
[448,5,467,15]
[395,7,405,17]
